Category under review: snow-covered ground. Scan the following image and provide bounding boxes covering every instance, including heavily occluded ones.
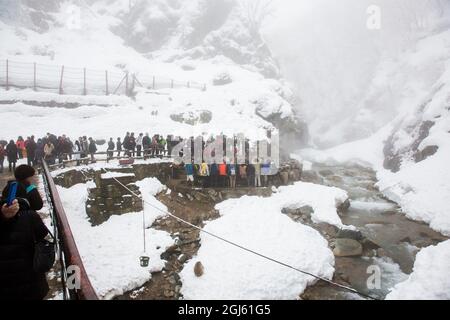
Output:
[57,177,173,300]
[386,240,450,300]
[180,182,350,300]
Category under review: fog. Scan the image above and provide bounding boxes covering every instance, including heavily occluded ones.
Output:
[262,0,450,147]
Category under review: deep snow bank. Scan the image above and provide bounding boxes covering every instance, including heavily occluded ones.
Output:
[386,240,450,300]
[179,182,350,299]
[57,178,173,299]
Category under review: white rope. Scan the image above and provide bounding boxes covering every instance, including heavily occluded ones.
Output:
[101,168,379,300]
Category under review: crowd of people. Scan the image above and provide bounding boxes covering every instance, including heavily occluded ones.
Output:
[0,132,178,172]
[183,159,277,189]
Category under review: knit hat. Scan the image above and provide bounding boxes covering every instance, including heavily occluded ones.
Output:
[14,165,36,181]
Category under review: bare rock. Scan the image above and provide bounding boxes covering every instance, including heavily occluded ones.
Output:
[194,261,204,277]
[333,239,363,257]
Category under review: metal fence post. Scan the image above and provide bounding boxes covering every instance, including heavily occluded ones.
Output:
[105,70,109,95]
[6,59,9,91]
[83,68,87,95]
[33,62,37,91]
[59,65,65,94]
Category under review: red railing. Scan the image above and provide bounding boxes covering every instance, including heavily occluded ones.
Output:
[42,161,98,300]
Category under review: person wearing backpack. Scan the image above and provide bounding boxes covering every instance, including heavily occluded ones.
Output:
[0,165,51,300]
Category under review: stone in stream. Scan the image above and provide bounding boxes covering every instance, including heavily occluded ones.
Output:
[336,229,364,241]
[333,239,363,257]
[194,261,204,277]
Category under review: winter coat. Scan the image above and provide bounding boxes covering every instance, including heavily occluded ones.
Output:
[239,165,247,178]
[16,140,25,150]
[107,141,115,151]
[136,136,144,147]
[219,164,228,176]
[6,142,18,162]
[88,141,97,154]
[246,164,256,177]
[43,143,55,158]
[210,163,219,176]
[0,145,5,160]
[228,164,237,176]
[261,163,271,176]
[199,163,210,176]
[35,143,44,161]
[185,163,194,176]
[116,141,122,151]
[0,209,50,300]
[26,140,37,159]
[254,163,261,176]
[142,136,151,149]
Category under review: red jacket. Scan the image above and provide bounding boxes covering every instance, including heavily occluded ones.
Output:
[219,164,227,176]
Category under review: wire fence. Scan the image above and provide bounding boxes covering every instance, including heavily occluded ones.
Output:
[0,59,207,96]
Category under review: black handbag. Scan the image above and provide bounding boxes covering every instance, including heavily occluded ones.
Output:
[30,212,56,273]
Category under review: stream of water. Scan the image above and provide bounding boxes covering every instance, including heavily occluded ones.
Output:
[303,163,448,299]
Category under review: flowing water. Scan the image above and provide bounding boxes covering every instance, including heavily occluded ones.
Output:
[302,163,448,300]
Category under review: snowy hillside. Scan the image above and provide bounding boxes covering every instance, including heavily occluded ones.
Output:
[0,0,306,147]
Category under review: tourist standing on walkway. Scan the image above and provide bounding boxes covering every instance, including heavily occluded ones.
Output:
[0,144,5,173]
[142,134,151,157]
[16,136,25,159]
[261,160,271,187]
[218,160,228,187]
[228,161,237,189]
[35,139,44,165]
[129,133,136,157]
[136,133,144,157]
[210,161,219,187]
[25,136,37,167]
[107,138,115,160]
[82,137,89,159]
[43,141,55,164]
[246,163,255,187]
[6,140,18,172]
[88,138,97,162]
[199,160,210,188]
[123,132,130,156]
[185,161,195,186]
[254,159,262,187]
[116,137,122,157]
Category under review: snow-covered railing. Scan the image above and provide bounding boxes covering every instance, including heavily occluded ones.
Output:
[42,160,99,300]
[0,59,206,96]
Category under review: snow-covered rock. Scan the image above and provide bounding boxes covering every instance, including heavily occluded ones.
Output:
[386,240,450,300]
[179,182,351,299]
[57,178,173,300]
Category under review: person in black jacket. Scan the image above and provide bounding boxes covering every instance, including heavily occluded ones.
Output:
[2,165,44,211]
[107,138,115,160]
[26,136,37,167]
[0,199,50,300]
[88,137,97,162]
[6,140,18,173]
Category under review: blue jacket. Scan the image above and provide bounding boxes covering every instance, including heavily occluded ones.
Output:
[185,163,194,175]
[210,163,219,176]
[228,164,237,176]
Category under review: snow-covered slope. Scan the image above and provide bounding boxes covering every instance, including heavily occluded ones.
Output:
[180,182,350,299]
[0,0,306,147]
[298,19,450,237]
